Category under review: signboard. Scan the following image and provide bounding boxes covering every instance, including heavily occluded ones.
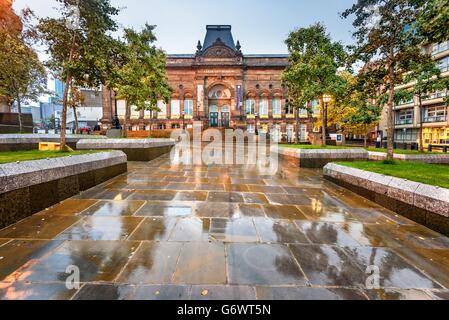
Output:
[236,85,242,111]
[197,85,204,112]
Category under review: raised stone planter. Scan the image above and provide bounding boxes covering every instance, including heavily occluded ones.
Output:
[274,147,369,168]
[0,151,127,229]
[77,138,175,162]
[0,134,107,152]
[324,163,449,236]
[369,151,449,164]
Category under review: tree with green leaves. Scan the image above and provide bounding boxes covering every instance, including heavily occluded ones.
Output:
[114,24,172,138]
[414,0,449,44]
[0,9,47,133]
[67,85,85,134]
[343,0,425,160]
[282,23,347,146]
[38,0,119,149]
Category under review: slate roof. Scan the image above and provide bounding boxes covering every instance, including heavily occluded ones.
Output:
[203,25,236,51]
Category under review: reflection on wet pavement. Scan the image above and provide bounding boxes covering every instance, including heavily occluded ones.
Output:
[0,152,448,300]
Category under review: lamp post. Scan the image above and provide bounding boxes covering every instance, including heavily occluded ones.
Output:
[322,94,332,145]
[112,89,121,130]
[181,111,186,132]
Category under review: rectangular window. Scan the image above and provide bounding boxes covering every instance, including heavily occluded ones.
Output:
[285,103,294,115]
[272,99,282,116]
[184,100,194,116]
[425,90,448,100]
[259,99,269,117]
[130,105,140,119]
[117,100,126,118]
[432,41,449,55]
[299,103,308,117]
[312,100,320,116]
[396,109,413,125]
[157,100,167,118]
[245,100,255,115]
[171,100,180,117]
[397,97,414,105]
[437,56,449,73]
[424,105,447,123]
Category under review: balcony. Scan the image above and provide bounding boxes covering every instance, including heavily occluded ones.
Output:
[395,119,413,125]
[423,116,448,123]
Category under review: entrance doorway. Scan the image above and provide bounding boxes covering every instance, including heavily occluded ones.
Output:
[210,105,219,128]
[221,105,230,128]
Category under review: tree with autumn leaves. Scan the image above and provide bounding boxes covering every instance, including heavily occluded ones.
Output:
[0,6,47,132]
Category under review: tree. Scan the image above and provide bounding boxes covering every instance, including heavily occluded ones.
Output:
[38,0,119,149]
[282,23,347,146]
[114,24,171,138]
[324,72,381,147]
[0,9,46,133]
[67,85,85,134]
[343,0,425,160]
[414,0,449,44]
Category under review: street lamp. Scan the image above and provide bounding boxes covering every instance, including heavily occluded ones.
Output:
[181,111,186,132]
[322,94,332,144]
[112,89,121,130]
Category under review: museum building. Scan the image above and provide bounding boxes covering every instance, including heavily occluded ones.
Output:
[101,25,319,141]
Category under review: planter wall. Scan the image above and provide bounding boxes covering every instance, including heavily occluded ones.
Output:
[275,147,369,168]
[0,151,127,229]
[324,163,449,236]
[77,139,175,162]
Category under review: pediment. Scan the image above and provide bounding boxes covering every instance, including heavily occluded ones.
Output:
[202,44,237,58]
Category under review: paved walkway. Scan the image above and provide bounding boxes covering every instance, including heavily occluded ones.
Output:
[0,153,449,300]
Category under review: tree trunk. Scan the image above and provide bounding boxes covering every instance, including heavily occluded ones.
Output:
[60,33,77,150]
[364,133,368,148]
[418,95,424,153]
[122,101,129,138]
[73,105,79,134]
[386,65,396,161]
[61,73,72,149]
[149,110,153,138]
[17,95,23,133]
[295,107,300,144]
[320,97,326,146]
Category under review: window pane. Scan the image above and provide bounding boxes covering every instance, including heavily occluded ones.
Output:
[157,100,167,117]
[272,99,281,115]
[171,100,180,116]
[260,99,268,116]
[246,100,255,115]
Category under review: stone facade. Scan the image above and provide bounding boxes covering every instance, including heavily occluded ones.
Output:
[101,25,316,142]
[324,163,449,236]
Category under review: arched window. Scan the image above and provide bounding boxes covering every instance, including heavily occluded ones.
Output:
[208,85,231,99]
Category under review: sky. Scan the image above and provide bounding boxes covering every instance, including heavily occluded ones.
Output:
[13,0,357,54]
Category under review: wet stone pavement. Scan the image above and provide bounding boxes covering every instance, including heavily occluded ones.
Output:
[1,152,449,300]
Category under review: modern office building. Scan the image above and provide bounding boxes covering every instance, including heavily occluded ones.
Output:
[379,41,449,147]
[101,25,319,141]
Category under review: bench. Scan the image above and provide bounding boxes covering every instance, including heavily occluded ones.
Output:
[39,142,61,151]
[428,145,449,153]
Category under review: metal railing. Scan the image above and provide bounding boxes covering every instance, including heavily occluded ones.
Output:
[423,115,448,123]
[395,119,413,125]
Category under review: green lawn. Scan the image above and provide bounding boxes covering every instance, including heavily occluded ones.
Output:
[0,150,99,164]
[280,144,356,150]
[280,144,440,155]
[365,147,438,155]
[336,161,449,189]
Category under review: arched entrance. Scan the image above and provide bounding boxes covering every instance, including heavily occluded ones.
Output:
[207,84,232,128]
